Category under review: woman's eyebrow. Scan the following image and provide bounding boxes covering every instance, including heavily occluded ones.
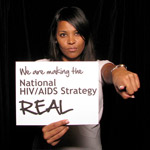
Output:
[58,29,77,32]
[58,30,67,32]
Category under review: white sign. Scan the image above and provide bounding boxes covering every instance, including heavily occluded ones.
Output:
[16,61,99,125]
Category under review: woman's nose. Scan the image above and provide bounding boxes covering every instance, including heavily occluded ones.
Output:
[67,36,76,45]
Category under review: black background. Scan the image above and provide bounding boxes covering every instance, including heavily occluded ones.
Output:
[1,0,150,149]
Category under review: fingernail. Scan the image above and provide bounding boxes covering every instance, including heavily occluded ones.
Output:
[131,95,135,98]
[119,85,125,90]
[65,119,69,124]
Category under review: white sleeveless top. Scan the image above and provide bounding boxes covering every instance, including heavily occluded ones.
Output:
[33,59,110,150]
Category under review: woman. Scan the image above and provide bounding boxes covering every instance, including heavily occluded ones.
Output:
[33,7,140,150]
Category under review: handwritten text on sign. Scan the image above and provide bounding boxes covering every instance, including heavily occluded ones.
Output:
[16,61,99,125]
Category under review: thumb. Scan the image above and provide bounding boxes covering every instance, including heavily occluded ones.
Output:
[118,85,125,91]
[117,85,135,99]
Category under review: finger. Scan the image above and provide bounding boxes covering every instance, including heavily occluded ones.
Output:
[43,125,68,140]
[46,126,69,145]
[51,140,61,146]
[120,91,135,99]
[134,73,140,89]
[124,75,135,95]
[120,91,130,99]
[42,119,69,133]
[126,73,140,95]
[128,73,139,92]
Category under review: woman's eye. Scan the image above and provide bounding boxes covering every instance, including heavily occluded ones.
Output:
[60,33,66,37]
[75,32,80,36]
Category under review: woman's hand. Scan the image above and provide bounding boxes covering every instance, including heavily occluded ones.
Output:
[112,67,140,99]
[42,119,69,146]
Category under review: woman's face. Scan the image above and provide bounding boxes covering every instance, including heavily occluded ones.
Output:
[56,21,85,61]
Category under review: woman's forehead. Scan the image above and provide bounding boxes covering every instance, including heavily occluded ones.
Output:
[57,21,77,32]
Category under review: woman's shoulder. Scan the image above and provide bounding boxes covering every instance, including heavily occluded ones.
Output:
[36,59,50,62]
[97,60,113,71]
[97,59,112,65]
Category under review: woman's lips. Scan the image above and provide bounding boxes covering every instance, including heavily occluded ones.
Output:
[67,48,77,52]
